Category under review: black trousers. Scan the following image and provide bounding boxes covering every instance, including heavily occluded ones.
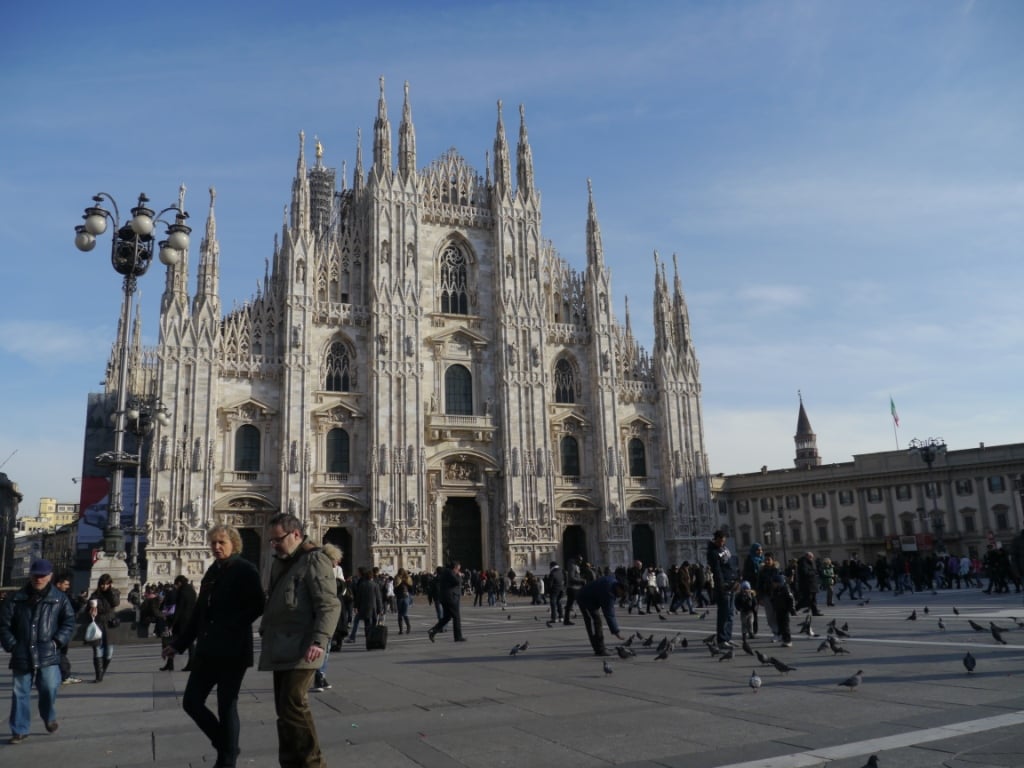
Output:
[182,655,248,767]
[431,598,463,640]
[581,605,608,655]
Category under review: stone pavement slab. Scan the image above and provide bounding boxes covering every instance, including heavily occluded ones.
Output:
[1,588,1023,767]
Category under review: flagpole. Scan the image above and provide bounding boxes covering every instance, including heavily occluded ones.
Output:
[893,420,899,451]
[890,395,900,450]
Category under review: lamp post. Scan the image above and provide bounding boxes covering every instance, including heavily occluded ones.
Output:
[909,437,947,554]
[125,397,171,581]
[74,192,189,565]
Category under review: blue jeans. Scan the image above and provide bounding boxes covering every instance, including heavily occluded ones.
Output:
[10,664,60,736]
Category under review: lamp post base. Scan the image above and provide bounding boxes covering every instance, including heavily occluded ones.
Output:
[92,551,135,596]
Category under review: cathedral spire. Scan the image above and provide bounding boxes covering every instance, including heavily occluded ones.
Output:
[290,131,310,231]
[671,252,692,352]
[398,80,417,181]
[193,187,220,316]
[372,75,392,176]
[161,183,189,314]
[354,128,365,192]
[516,103,535,198]
[794,391,822,469]
[493,99,511,194]
[586,179,605,268]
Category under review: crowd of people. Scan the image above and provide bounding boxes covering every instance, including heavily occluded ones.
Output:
[3,523,1022,763]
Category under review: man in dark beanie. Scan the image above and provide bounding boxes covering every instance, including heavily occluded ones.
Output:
[0,559,76,743]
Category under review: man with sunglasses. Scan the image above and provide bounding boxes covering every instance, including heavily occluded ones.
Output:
[259,513,340,768]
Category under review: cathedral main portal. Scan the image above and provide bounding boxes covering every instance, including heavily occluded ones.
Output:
[441,497,482,570]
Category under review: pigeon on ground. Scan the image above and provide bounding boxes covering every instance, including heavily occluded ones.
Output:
[906,609,917,621]
[703,633,718,646]
[769,656,797,673]
[817,639,831,653]
[707,643,721,657]
[827,635,850,655]
[1013,617,1024,628]
[990,623,1008,645]
[658,613,667,621]
[749,669,762,693]
[718,648,734,661]
[616,646,635,660]
[654,647,671,661]
[655,636,670,654]
[861,755,879,768]
[968,620,986,632]
[953,606,960,615]
[603,660,614,675]
[534,616,539,621]
[741,637,755,656]
[755,649,771,665]
[798,614,813,635]
[991,621,1012,633]
[938,618,946,631]
[642,634,655,648]
[507,614,512,620]
[680,637,688,649]
[546,621,553,628]
[923,606,929,614]
[699,610,708,620]
[838,669,863,690]
[841,622,849,632]
[963,651,976,673]
[831,625,850,639]
[623,635,634,647]
[635,631,644,640]
[509,644,521,656]
[518,641,529,652]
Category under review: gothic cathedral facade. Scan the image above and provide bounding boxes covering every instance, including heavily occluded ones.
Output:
[145,80,713,583]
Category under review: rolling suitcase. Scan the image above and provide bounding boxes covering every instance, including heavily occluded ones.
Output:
[366,623,388,650]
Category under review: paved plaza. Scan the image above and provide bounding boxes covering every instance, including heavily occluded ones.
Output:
[2,587,1023,768]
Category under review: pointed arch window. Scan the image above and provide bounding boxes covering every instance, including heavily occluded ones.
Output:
[326,428,350,474]
[325,341,352,392]
[234,425,261,472]
[628,438,647,477]
[554,358,576,404]
[444,364,473,415]
[560,435,580,477]
[439,244,469,314]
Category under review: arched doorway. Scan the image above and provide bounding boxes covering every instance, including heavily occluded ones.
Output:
[562,525,587,566]
[238,528,261,570]
[323,527,353,574]
[442,497,482,570]
[631,524,656,567]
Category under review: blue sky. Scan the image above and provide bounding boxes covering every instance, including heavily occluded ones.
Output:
[1,0,1022,514]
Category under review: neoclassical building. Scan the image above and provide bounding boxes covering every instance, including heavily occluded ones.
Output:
[138,80,713,583]
[712,399,1024,563]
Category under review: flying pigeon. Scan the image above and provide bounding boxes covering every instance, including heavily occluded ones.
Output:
[990,623,1008,645]
[769,656,797,673]
[963,651,976,673]
[749,669,762,693]
[906,610,917,621]
[838,669,863,690]
[938,618,946,631]
[603,660,614,675]
[968,620,986,632]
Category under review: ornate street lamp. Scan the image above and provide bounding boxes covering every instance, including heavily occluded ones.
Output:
[909,437,947,554]
[74,192,189,559]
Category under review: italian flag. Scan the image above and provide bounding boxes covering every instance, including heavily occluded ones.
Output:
[890,396,899,427]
